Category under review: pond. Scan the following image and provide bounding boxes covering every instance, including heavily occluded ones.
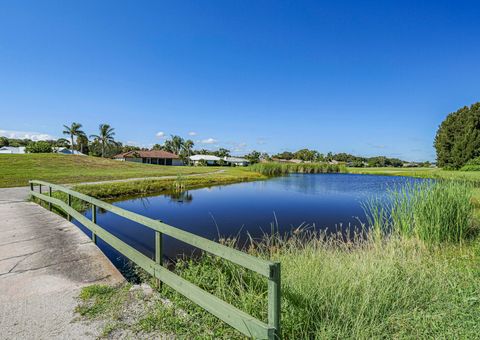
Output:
[74,174,424,273]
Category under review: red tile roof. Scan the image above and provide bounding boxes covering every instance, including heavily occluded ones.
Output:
[114,150,180,159]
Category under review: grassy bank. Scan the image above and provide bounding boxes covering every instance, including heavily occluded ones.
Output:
[77,180,480,338]
[73,168,265,200]
[348,166,480,183]
[250,162,346,176]
[0,154,219,187]
[78,235,480,339]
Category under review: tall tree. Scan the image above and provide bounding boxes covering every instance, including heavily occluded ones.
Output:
[214,148,230,158]
[163,135,185,155]
[76,132,89,154]
[182,139,195,163]
[90,124,115,157]
[62,122,84,150]
[434,102,480,168]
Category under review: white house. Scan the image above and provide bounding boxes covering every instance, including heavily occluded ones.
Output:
[189,154,221,166]
[189,155,250,166]
[224,157,250,166]
[114,150,184,166]
[0,146,26,154]
[55,147,86,156]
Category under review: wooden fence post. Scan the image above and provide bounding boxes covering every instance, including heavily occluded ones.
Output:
[91,204,97,243]
[48,186,52,211]
[268,262,281,339]
[155,230,163,289]
[67,194,72,221]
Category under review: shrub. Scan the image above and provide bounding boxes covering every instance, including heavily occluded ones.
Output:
[461,156,480,171]
[25,141,53,153]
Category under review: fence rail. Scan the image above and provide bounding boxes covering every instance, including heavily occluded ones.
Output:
[29,180,280,339]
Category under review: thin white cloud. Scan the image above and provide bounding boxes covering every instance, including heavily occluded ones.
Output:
[200,138,218,144]
[156,131,166,138]
[0,129,55,141]
[257,138,267,145]
[188,131,197,136]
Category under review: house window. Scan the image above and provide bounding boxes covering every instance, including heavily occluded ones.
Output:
[166,159,172,165]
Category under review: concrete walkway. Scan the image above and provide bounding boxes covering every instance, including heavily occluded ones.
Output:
[0,188,124,339]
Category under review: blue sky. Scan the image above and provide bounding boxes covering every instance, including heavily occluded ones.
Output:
[1,1,479,161]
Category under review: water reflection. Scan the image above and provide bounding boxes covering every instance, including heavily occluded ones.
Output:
[75,174,426,274]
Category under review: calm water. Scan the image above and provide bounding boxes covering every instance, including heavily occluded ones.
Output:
[74,174,423,272]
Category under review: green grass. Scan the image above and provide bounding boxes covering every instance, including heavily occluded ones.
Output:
[73,167,266,200]
[348,166,480,183]
[250,162,346,176]
[365,180,477,244]
[81,234,480,339]
[165,235,480,339]
[0,153,222,187]
[75,284,127,319]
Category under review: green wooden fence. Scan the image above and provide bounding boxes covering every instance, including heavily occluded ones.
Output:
[29,180,281,339]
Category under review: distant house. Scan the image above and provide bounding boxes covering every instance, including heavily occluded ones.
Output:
[114,150,183,166]
[0,146,26,154]
[55,147,86,156]
[224,157,250,166]
[189,154,221,166]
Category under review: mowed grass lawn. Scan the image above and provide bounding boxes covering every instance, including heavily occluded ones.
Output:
[0,154,224,187]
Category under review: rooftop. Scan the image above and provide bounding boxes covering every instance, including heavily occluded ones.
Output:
[114,150,180,159]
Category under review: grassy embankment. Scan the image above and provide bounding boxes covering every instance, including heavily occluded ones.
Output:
[78,180,480,338]
[0,154,223,188]
[348,166,480,182]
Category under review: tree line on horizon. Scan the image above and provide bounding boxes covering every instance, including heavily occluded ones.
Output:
[0,121,435,167]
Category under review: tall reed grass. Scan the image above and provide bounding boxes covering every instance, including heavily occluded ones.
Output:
[144,229,480,339]
[364,180,476,244]
[250,162,346,176]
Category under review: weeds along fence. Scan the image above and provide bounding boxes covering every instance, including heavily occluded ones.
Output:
[29,180,281,339]
[250,162,346,176]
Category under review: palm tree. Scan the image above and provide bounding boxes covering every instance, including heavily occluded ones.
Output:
[182,139,194,164]
[90,124,115,157]
[164,135,184,155]
[63,122,84,150]
[76,132,89,154]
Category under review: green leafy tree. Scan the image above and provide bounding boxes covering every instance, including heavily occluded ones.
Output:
[273,151,294,160]
[245,150,261,164]
[76,132,89,154]
[25,141,53,153]
[213,148,231,158]
[63,122,84,150]
[90,124,115,157]
[55,138,70,148]
[182,139,195,164]
[0,137,9,147]
[163,135,185,155]
[434,102,480,169]
[294,149,319,162]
